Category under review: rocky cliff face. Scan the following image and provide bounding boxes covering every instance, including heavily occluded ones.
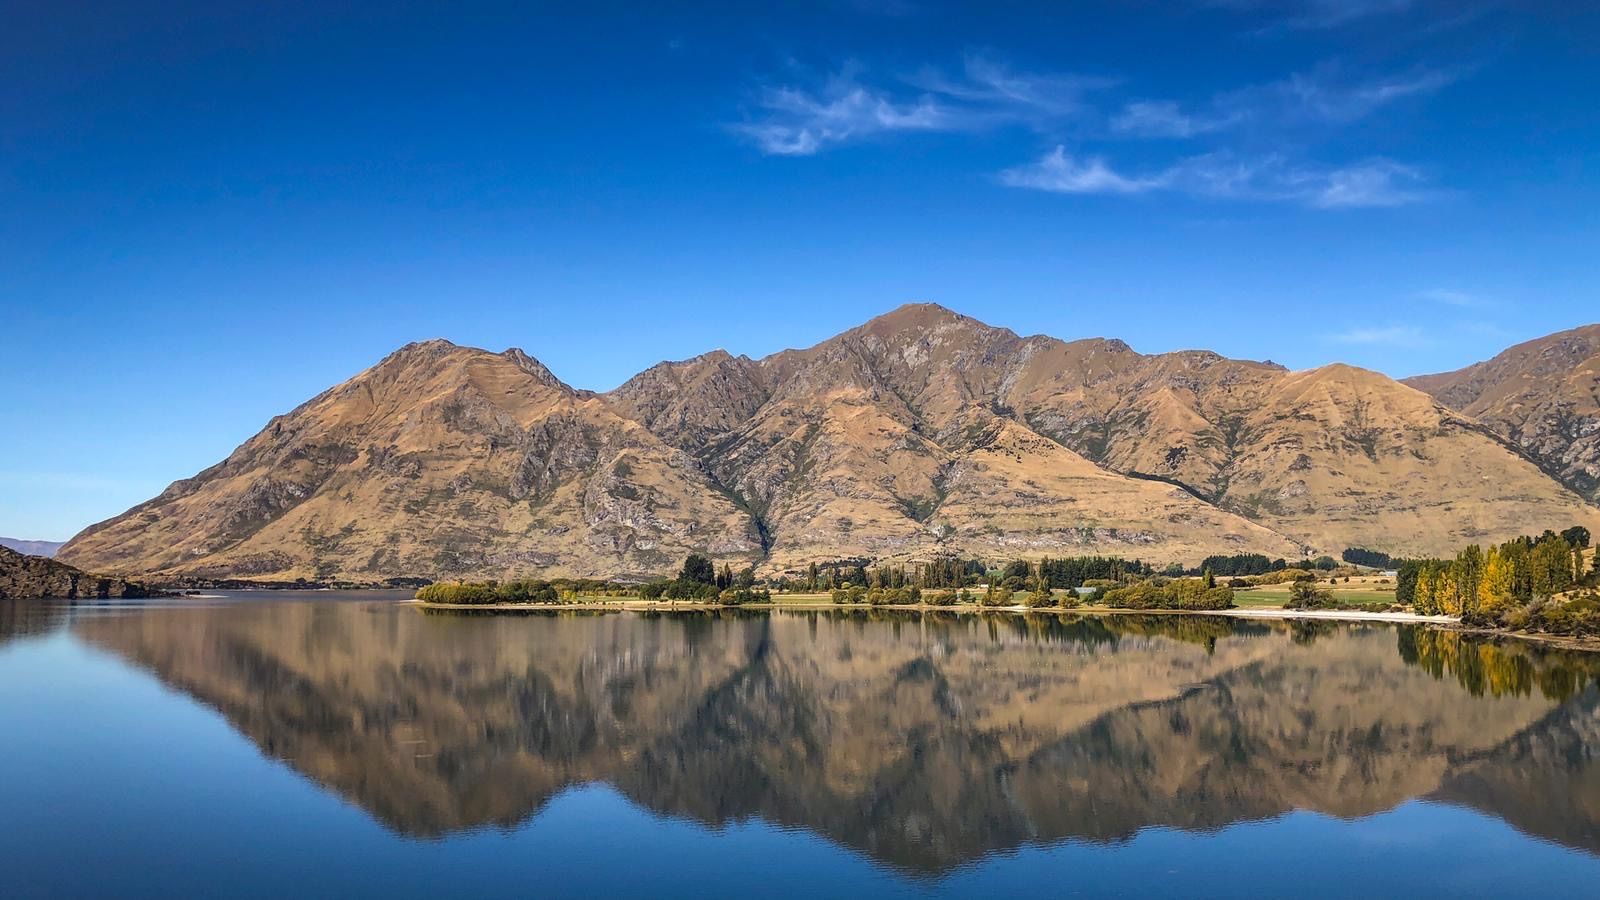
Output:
[1406,324,1600,503]
[0,545,148,600]
[56,305,1600,580]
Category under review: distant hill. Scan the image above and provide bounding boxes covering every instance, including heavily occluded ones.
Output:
[57,305,1600,581]
[0,538,65,558]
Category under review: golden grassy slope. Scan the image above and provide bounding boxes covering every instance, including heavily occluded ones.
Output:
[59,340,762,580]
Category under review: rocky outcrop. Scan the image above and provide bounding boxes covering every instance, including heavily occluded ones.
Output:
[0,545,149,600]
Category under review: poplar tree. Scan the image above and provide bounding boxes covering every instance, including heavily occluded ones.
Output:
[1478,545,1514,614]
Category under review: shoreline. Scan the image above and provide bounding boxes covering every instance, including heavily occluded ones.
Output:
[407,598,1456,625]
[405,598,1600,651]
[1443,622,1600,653]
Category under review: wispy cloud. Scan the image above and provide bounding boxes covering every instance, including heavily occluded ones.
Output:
[1263,66,1456,124]
[997,147,1159,194]
[732,57,1112,156]
[1000,147,1429,208]
[733,77,953,156]
[1110,101,1240,138]
[1112,64,1458,138]
[737,53,1453,209]
[1328,324,1430,346]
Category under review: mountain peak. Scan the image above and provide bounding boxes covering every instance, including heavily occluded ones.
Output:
[861,302,978,333]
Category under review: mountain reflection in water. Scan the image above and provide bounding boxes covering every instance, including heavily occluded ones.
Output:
[47,600,1600,873]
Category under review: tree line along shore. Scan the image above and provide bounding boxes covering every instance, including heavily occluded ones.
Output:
[413,531,1600,644]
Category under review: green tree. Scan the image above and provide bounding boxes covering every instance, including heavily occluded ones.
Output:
[1448,545,1484,617]
[680,554,716,586]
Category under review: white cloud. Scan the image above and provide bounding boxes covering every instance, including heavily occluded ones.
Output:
[732,77,955,156]
[997,147,1161,194]
[733,57,1112,156]
[1329,324,1430,346]
[735,54,1456,205]
[1000,147,1428,208]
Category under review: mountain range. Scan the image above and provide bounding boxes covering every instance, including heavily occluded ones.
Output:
[56,305,1600,581]
[0,538,63,558]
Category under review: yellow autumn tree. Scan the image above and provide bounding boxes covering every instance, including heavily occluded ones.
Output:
[1437,565,1463,616]
[1479,545,1515,614]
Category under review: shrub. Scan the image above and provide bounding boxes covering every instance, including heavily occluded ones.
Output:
[980,586,1014,607]
[928,590,957,607]
[1532,597,1600,637]
[1024,589,1054,608]
[1100,580,1234,610]
[1287,581,1335,609]
[718,586,770,605]
[1103,582,1159,609]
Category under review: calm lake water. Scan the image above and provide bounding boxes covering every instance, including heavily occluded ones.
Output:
[2,593,1599,898]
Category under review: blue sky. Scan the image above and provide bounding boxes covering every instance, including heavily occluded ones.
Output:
[2,0,1598,539]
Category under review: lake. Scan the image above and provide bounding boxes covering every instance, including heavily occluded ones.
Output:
[2,593,1598,898]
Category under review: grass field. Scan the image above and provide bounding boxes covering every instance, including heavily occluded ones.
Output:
[1236,586,1398,607]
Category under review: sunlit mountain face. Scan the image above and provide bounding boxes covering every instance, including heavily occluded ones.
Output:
[60,600,1600,873]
